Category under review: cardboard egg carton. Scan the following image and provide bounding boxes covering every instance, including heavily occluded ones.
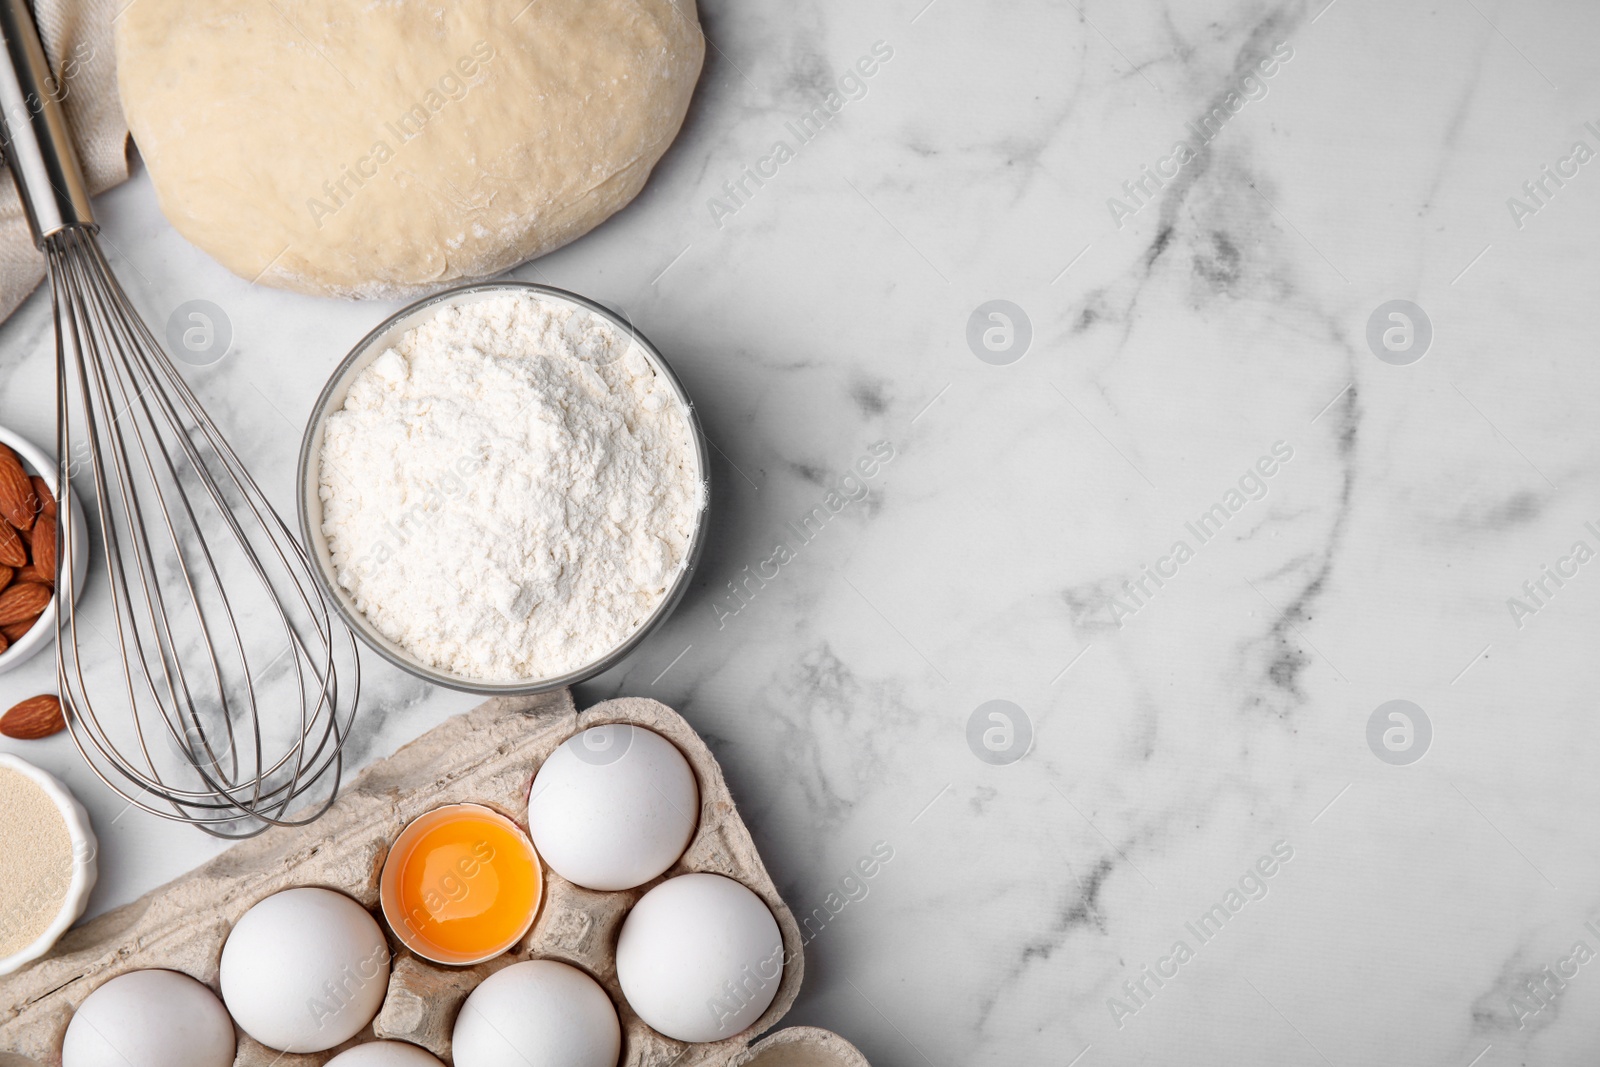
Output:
[0,693,869,1067]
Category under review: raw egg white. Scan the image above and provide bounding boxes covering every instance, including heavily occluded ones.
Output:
[527,724,698,891]
[219,887,390,1052]
[616,873,784,1042]
[324,1041,445,1066]
[452,960,620,1067]
[62,969,234,1067]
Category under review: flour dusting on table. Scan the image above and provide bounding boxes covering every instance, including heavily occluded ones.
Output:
[318,293,702,681]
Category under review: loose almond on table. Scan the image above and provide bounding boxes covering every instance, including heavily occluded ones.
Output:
[0,694,65,739]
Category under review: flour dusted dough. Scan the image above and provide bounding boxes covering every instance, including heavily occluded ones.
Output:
[114,0,703,298]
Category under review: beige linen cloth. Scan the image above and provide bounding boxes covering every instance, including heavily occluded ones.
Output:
[0,0,129,323]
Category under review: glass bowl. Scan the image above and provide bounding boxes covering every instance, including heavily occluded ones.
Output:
[296,282,709,694]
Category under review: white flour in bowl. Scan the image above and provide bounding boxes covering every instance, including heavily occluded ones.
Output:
[318,293,703,682]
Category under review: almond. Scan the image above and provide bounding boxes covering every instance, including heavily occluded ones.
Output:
[0,582,50,625]
[0,522,23,567]
[0,630,7,655]
[30,475,54,519]
[30,513,55,583]
[0,444,37,531]
[0,619,34,642]
[0,694,65,739]
[0,564,11,592]
[14,565,45,585]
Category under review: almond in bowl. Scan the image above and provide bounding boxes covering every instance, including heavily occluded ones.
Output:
[0,428,88,675]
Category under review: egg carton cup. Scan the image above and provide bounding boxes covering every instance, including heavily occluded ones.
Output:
[0,692,868,1067]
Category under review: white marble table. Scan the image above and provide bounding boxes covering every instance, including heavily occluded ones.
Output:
[5,0,1600,1062]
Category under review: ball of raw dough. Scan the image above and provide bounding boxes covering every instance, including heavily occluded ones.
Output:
[114,0,703,298]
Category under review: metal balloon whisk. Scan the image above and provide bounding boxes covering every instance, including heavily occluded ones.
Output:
[0,0,359,837]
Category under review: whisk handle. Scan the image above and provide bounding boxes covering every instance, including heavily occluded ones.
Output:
[0,0,93,242]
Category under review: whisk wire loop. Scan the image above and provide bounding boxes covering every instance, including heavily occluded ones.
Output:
[48,228,360,838]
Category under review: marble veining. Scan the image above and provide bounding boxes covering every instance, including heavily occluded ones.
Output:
[4,0,1600,1063]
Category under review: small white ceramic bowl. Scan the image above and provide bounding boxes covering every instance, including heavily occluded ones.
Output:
[0,425,89,675]
[0,753,98,976]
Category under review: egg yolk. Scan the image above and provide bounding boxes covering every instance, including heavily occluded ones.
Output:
[391,810,542,959]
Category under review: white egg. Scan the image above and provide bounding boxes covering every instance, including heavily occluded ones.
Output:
[324,1041,445,1066]
[219,887,390,1052]
[62,969,234,1067]
[616,873,784,1043]
[452,960,620,1067]
[527,724,698,891]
